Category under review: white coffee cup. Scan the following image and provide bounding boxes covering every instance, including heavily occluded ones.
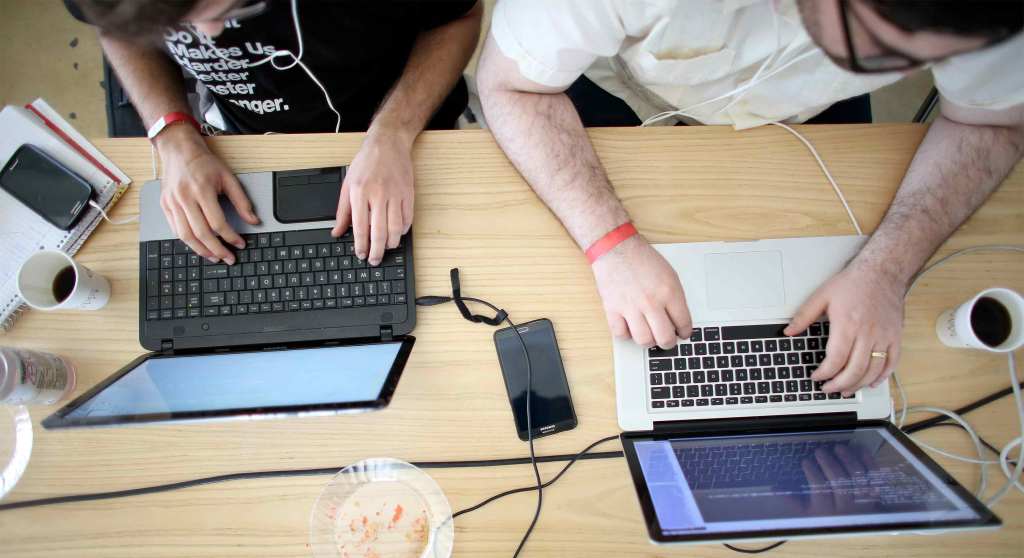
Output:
[936,287,1023,352]
[16,250,110,311]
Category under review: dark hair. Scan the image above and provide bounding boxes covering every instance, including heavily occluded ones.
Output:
[865,0,1024,40]
[72,0,199,40]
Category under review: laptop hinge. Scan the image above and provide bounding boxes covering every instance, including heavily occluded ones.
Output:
[653,411,858,434]
[160,339,173,352]
[379,326,394,342]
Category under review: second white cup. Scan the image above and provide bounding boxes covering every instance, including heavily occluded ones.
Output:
[16,250,110,311]
[936,287,1024,353]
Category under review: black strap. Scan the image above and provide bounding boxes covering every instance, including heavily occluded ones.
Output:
[450,268,507,326]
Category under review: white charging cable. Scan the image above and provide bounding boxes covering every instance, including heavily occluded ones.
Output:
[88,199,139,225]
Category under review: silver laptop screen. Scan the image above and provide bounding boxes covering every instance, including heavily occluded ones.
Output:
[633,426,981,536]
[65,342,403,418]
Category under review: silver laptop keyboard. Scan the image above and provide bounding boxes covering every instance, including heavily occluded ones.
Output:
[646,321,853,410]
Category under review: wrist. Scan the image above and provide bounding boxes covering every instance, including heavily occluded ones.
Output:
[587,222,640,265]
[849,253,912,293]
[153,123,208,160]
[366,117,418,150]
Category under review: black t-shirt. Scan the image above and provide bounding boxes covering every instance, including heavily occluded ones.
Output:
[69,0,474,134]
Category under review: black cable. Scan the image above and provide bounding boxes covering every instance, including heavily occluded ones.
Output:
[902,381,1024,434]
[724,541,787,554]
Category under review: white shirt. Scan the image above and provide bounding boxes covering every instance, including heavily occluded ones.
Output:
[491,0,1024,129]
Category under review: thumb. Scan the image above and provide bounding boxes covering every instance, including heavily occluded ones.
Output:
[785,289,827,336]
[222,172,259,225]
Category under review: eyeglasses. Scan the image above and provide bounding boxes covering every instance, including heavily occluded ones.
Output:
[837,0,1012,74]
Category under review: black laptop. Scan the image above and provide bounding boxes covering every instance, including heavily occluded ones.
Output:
[44,167,416,428]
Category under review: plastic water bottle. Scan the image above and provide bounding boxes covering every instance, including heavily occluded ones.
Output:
[0,347,76,405]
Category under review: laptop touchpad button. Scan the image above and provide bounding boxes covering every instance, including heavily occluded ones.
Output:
[704,251,785,310]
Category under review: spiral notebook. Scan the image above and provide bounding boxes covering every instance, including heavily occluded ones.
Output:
[0,99,131,332]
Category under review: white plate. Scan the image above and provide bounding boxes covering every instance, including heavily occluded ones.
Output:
[309,458,454,558]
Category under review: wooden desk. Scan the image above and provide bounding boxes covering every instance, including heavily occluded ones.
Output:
[0,126,1021,557]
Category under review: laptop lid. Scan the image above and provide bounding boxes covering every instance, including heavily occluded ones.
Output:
[42,337,414,429]
[619,418,999,545]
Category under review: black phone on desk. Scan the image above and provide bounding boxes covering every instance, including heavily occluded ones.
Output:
[494,318,577,441]
[0,144,93,230]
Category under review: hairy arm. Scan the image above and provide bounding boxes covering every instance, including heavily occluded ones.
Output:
[477,35,692,348]
[333,2,483,265]
[788,100,1024,394]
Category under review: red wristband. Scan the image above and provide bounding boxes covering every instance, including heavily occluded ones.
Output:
[147,111,201,140]
[585,222,638,264]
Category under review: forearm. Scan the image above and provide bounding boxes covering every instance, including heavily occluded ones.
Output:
[368,4,482,145]
[853,114,1024,287]
[480,84,630,249]
[100,33,206,155]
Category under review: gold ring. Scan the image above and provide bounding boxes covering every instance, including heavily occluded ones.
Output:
[870,351,888,359]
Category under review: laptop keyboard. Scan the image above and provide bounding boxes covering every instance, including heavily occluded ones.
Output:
[142,228,408,320]
[646,322,852,410]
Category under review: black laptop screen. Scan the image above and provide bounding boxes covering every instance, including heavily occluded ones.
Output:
[64,342,404,419]
[630,426,985,538]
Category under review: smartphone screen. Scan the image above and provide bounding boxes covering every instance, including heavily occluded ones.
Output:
[494,318,578,441]
[0,145,93,230]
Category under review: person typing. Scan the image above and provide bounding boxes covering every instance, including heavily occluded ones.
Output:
[476,0,1024,396]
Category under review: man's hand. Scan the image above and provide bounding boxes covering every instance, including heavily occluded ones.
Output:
[331,133,414,266]
[157,126,259,265]
[785,261,905,396]
[591,236,693,349]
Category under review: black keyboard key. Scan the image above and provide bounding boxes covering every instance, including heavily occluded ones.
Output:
[736,369,748,381]
[650,373,663,385]
[729,383,741,396]
[784,394,797,402]
[672,386,686,398]
[716,356,729,368]
[650,387,670,399]
[815,351,827,363]
[688,357,701,369]
[694,343,708,355]
[709,342,721,355]
[665,372,677,385]
[649,358,671,371]
[682,399,695,407]
[721,323,788,340]
[791,366,805,378]
[779,339,791,351]
[763,367,776,380]
[708,370,720,383]
[752,340,764,352]
[700,385,713,397]
[777,367,790,379]
[807,338,820,350]
[740,396,753,404]
[726,397,738,405]
[809,323,823,336]
[649,345,678,358]
[694,398,709,406]
[799,393,812,401]
[771,381,784,393]
[679,372,691,384]
[666,400,680,408]
[680,344,693,356]
[686,385,699,398]
[714,384,727,397]
[757,382,770,394]
[750,368,763,380]
[723,341,735,354]
[737,341,749,353]
[770,395,783,402]
[786,380,799,392]
[674,358,688,370]
[801,352,814,364]
[722,370,734,382]
[794,338,806,350]
[711,398,724,406]
[652,400,665,408]
[730,355,743,368]
[772,353,785,365]
[703,327,720,341]
[745,355,757,367]
[765,339,777,352]
[743,382,756,395]
[800,380,813,392]
[813,393,826,400]
[828,392,841,400]
[702,356,715,369]
[755,396,768,403]
[690,329,702,342]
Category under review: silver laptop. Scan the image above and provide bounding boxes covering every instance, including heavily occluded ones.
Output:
[614,235,890,431]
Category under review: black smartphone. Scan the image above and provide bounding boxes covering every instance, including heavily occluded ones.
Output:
[494,318,578,441]
[0,144,93,230]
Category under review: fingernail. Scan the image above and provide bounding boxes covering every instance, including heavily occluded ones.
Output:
[208,257,219,264]
[235,242,245,250]
[225,257,235,265]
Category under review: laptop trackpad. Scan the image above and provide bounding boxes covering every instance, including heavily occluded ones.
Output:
[704,251,785,310]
